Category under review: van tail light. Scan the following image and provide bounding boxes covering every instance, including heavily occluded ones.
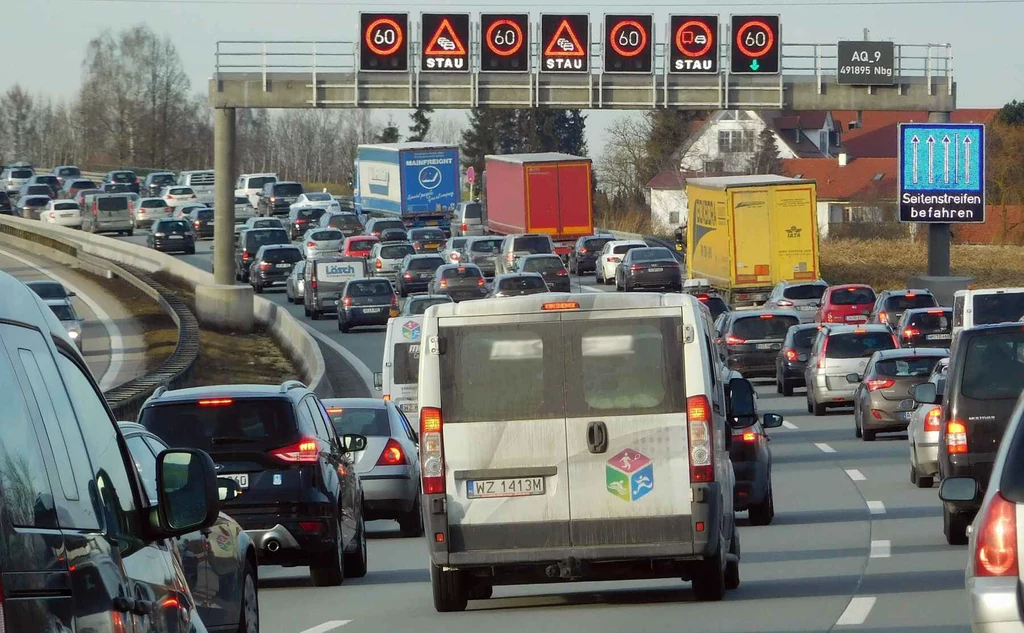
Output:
[391,294,399,307]
[924,406,942,432]
[784,348,799,362]
[342,296,352,307]
[777,300,794,307]
[377,438,406,466]
[947,420,968,454]
[420,407,446,494]
[879,311,889,323]
[461,223,468,232]
[976,491,1019,577]
[818,335,831,368]
[310,280,317,290]
[687,395,714,483]
[734,430,759,443]
[269,437,321,463]
[903,327,920,339]
[725,335,745,345]
[866,379,895,392]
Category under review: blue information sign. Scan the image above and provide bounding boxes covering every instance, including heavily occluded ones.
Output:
[898,123,985,223]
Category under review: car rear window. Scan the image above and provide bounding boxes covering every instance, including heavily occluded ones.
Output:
[381,244,414,259]
[462,202,482,219]
[195,209,214,220]
[326,407,391,436]
[783,284,827,300]
[407,257,444,271]
[874,356,943,378]
[470,239,502,253]
[246,229,289,250]
[348,280,393,296]
[499,276,546,290]
[521,257,565,272]
[349,239,377,251]
[11,170,32,179]
[169,187,192,195]
[246,176,276,189]
[274,183,303,196]
[961,329,1024,400]
[141,199,167,208]
[161,220,190,232]
[263,248,302,263]
[306,192,332,202]
[53,202,78,211]
[412,229,446,242]
[791,328,818,349]
[512,236,552,253]
[907,311,952,330]
[442,266,482,279]
[612,243,643,255]
[371,220,406,233]
[407,297,451,315]
[311,230,342,241]
[583,237,613,250]
[140,399,298,451]
[58,167,81,177]
[732,315,799,339]
[884,294,937,311]
[328,214,361,229]
[630,248,675,262]
[23,196,49,206]
[110,172,134,183]
[149,174,175,185]
[72,180,94,189]
[28,282,66,299]
[48,304,75,320]
[252,219,283,229]
[826,331,896,358]
[830,288,876,305]
[26,185,50,195]
[97,197,128,212]
[973,292,1024,326]
[392,343,420,384]
[296,208,325,221]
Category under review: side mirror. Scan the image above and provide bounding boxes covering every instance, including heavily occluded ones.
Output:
[846,373,862,384]
[914,382,938,405]
[762,413,784,429]
[217,476,242,503]
[373,372,383,391]
[727,377,757,428]
[155,449,218,535]
[343,434,368,452]
[939,477,979,503]
[67,291,77,297]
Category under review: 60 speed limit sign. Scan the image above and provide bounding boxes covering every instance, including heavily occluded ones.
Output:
[729,15,780,74]
[481,14,530,72]
[603,14,653,73]
[360,13,409,72]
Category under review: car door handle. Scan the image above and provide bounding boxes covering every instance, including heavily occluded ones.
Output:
[587,421,609,454]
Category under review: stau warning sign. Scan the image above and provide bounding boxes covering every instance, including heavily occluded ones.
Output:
[540,14,589,73]
[421,13,470,72]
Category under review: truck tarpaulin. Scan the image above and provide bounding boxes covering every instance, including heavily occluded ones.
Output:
[401,148,460,214]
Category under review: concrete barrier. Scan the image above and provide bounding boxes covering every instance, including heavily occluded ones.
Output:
[0,215,328,397]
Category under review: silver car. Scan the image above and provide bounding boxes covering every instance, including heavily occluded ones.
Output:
[134,197,172,229]
[370,241,416,281]
[302,227,345,258]
[805,324,898,416]
[3,166,33,195]
[44,298,83,350]
[764,280,829,323]
[322,398,423,537]
[285,259,307,304]
[907,357,949,488]
[440,236,469,264]
[939,392,1024,632]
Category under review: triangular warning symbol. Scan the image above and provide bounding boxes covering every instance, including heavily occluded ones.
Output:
[425,18,467,56]
[544,19,585,57]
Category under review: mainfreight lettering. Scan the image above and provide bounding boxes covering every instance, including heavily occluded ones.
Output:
[354,142,461,233]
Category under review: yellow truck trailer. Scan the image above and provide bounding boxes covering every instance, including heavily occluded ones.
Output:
[686,175,820,306]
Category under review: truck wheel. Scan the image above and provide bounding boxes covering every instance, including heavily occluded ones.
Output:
[430,563,468,612]
[725,531,740,590]
[690,542,726,601]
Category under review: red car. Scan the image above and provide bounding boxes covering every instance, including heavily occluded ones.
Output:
[816,284,877,326]
[343,235,379,258]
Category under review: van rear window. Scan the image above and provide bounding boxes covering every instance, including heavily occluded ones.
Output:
[462,202,482,219]
[826,331,896,359]
[783,284,826,300]
[973,293,1024,326]
[470,239,502,253]
[11,170,32,179]
[830,288,876,305]
[97,197,128,212]
[275,183,303,197]
[392,342,420,384]
[884,294,937,311]
[141,399,298,451]
[962,330,1024,400]
[512,236,552,254]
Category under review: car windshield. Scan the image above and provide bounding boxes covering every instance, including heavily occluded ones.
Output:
[470,239,502,253]
[500,276,546,290]
[874,356,943,378]
[28,282,67,299]
[381,244,415,259]
[612,243,643,255]
[732,315,799,339]
[311,230,343,242]
[275,183,303,196]
[522,257,565,272]
[783,284,827,300]
[442,266,482,279]
[792,328,818,349]
[407,297,451,315]
[907,311,952,330]
[407,257,444,271]
[246,176,276,189]
[347,281,393,297]
[884,294,937,312]
[349,239,376,251]
[246,229,289,250]
[96,197,128,211]
[826,331,896,358]
[305,192,332,201]
[47,304,75,321]
[162,221,190,232]
[462,202,482,219]
[326,407,390,436]
[513,236,552,253]
[831,287,876,305]
[262,248,302,263]
[973,292,1024,326]
[140,399,298,451]
[630,248,674,262]
[962,329,1024,400]
[412,229,446,241]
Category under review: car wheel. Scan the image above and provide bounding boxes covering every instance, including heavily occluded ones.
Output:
[237,560,259,633]
[304,304,311,317]
[806,395,813,414]
[724,530,740,590]
[343,512,368,579]
[812,398,826,416]
[340,320,351,333]
[309,520,345,586]
[430,562,468,612]
[127,229,134,237]
[253,282,263,294]
[310,309,319,320]
[399,496,424,537]
[917,474,934,489]
[910,462,919,484]
[863,429,876,442]
[690,541,726,601]
[855,416,862,438]
[775,374,783,394]
[186,246,195,255]
[747,481,775,526]
[943,506,970,545]
[782,380,794,397]
[399,283,407,298]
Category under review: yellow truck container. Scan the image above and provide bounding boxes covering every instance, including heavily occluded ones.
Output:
[686,175,819,306]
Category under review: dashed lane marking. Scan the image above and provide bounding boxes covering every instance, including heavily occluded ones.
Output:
[298,621,351,633]
[814,442,836,453]
[867,500,886,515]
[782,420,799,429]
[870,540,891,558]
[836,596,876,626]
[845,469,866,481]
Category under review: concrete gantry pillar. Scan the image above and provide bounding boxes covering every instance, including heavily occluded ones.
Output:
[214,107,237,286]
[926,110,952,277]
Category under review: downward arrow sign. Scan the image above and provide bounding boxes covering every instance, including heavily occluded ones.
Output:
[750,59,760,71]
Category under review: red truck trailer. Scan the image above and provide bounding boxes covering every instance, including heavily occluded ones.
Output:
[484,153,594,257]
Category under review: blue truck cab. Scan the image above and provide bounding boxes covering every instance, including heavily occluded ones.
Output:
[354,143,461,235]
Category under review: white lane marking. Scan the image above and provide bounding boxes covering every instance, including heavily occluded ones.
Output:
[302,323,375,393]
[867,500,886,515]
[814,442,836,453]
[845,469,866,481]
[298,621,351,633]
[0,247,124,391]
[870,540,891,558]
[782,420,799,430]
[835,596,876,626]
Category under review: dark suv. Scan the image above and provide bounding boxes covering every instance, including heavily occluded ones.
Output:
[104,170,140,194]
[716,310,801,378]
[138,381,369,585]
[143,171,176,197]
[250,244,303,293]
[870,289,938,329]
[568,234,614,274]
[917,323,1024,544]
[775,323,819,396]
[258,181,304,217]
[148,218,196,254]
[338,278,398,332]
[236,227,290,282]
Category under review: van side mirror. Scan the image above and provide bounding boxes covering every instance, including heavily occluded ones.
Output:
[762,413,784,429]
[914,382,938,405]
[727,377,757,428]
[154,449,218,536]
[846,373,862,384]
[373,372,383,391]
[939,477,979,503]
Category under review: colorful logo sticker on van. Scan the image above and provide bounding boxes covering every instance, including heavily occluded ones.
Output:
[606,448,654,502]
[402,320,421,341]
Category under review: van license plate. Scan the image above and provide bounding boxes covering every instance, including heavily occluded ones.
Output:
[222,473,249,489]
[400,403,417,413]
[467,478,545,499]
[926,334,951,340]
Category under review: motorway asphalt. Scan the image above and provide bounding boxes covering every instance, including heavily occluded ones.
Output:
[109,230,973,633]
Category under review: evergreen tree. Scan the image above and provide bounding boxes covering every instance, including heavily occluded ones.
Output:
[997,100,1024,126]
[408,106,433,142]
[377,117,400,143]
[460,107,500,176]
[747,126,783,175]
[643,109,706,180]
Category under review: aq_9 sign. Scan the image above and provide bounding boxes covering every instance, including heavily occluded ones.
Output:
[360,13,409,72]
[421,14,470,72]
[480,14,530,72]
[669,15,718,74]
[541,14,590,73]
[730,15,780,74]
[603,15,653,73]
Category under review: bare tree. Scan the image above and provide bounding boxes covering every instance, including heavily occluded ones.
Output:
[0,86,38,162]
[596,114,651,206]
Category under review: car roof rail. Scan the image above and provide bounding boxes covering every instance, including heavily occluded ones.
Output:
[151,386,167,400]
[280,380,307,393]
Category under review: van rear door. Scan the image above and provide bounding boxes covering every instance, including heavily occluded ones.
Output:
[384,316,422,414]
[955,329,1024,469]
[729,187,772,287]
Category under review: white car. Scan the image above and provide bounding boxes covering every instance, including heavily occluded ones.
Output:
[595,239,647,285]
[160,185,198,209]
[301,227,345,258]
[370,241,416,281]
[290,191,341,215]
[134,198,173,229]
[907,358,949,488]
[42,200,82,228]
[235,172,277,209]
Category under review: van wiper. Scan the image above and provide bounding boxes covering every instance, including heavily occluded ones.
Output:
[211,436,260,445]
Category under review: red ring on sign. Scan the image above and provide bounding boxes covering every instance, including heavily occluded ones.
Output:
[365,17,404,56]
[735,20,774,58]
[486,18,524,57]
[609,20,647,58]
[675,20,714,58]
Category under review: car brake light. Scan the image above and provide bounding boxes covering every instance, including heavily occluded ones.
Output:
[629,264,643,272]
[879,311,889,323]
[903,327,920,339]
[296,219,307,224]
[818,335,831,368]
[461,223,468,232]
[697,293,709,301]
[343,296,352,307]
[777,299,794,307]
[298,521,322,533]
[924,406,942,431]
[610,256,621,262]
[420,407,445,494]
[976,491,1019,577]
[866,379,895,392]
[687,395,714,483]
[242,252,250,261]
[927,309,945,315]
[391,294,399,307]
[505,253,514,263]
[784,349,799,362]
[198,398,233,406]
[307,241,316,247]
[579,247,588,254]
[259,262,271,270]
[871,410,884,419]
[377,438,406,466]
[194,220,200,227]
[310,280,317,289]
[826,312,835,323]
[477,277,486,286]
[759,314,774,320]
[440,279,448,288]
[947,420,968,454]
[403,272,413,280]
[725,334,745,345]
[905,293,916,298]
[269,437,321,463]
[375,259,383,269]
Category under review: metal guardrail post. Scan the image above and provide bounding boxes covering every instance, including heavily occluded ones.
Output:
[215,42,221,81]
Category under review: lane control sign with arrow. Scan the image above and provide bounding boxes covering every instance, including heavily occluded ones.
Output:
[898,123,985,223]
[730,15,780,74]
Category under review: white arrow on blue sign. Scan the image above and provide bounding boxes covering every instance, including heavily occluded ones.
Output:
[898,123,985,224]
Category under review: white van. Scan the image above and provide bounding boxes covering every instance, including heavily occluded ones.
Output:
[178,170,215,204]
[381,316,423,416]
[235,173,278,209]
[417,292,768,611]
[952,288,1024,339]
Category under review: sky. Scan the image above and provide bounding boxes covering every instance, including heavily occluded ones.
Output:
[1,0,1020,156]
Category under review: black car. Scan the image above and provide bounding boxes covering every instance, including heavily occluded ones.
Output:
[188,206,215,238]
[614,247,681,292]
[917,323,1024,544]
[236,227,290,282]
[338,278,399,332]
[869,289,939,329]
[249,244,303,293]
[24,279,75,301]
[143,171,176,197]
[120,423,260,633]
[517,254,571,292]
[488,272,548,297]
[428,263,489,302]
[31,174,61,196]
[0,190,11,214]
[725,375,784,525]
[380,227,408,242]
[775,323,819,396]
[257,181,304,216]
[568,234,615,275]
[139,381,368,585]
[17,194,50,219]
[396,254,445,296]
[104,170,140,194]
[459,236,503,278]
[321,211,364,237]
[408,227,447,253]
[288,206,327,240]
[717,310,802,378]
[148,218,196,254]
[694,291,731,320]
[0,269,221,633]
[897,307,953,348]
